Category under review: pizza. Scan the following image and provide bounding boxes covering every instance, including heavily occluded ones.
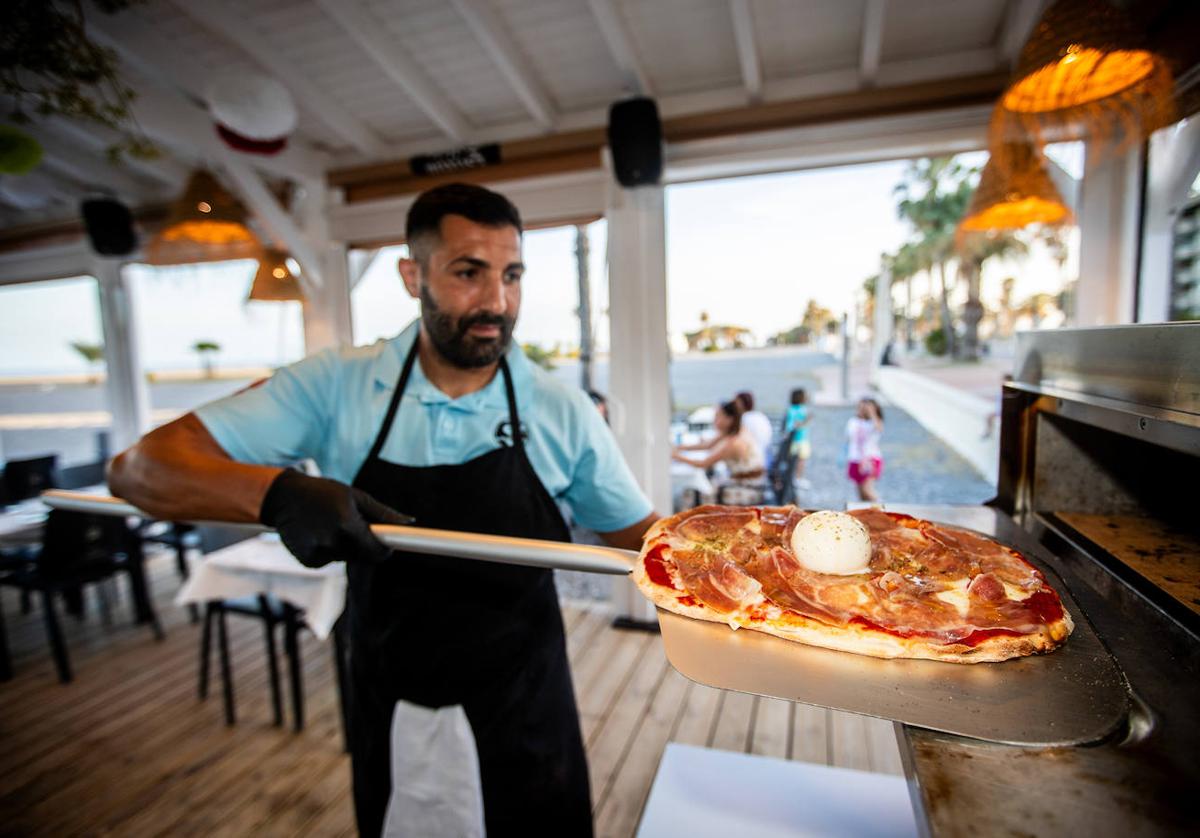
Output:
[634,505,1073,663]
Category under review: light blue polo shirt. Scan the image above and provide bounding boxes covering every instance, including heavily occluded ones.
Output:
[195,320,652,533]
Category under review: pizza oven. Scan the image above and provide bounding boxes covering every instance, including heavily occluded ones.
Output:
[895,323,1200,836]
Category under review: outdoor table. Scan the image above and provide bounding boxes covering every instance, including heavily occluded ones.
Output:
[0,498,54,549]
[176,533,348,735]
[175,533,346,640]
[0,485,111,549]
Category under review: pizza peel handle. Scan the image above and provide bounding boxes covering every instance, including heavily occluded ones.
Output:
[39,490,636,576]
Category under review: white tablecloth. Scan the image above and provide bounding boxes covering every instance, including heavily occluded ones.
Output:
[175,534,347,640]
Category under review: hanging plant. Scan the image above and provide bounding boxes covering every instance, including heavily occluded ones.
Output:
[0,0,157,163]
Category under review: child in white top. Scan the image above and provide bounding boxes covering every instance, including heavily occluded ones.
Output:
[846,398,884,502]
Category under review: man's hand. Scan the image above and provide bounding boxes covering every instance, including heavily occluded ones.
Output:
[259,470,413,567]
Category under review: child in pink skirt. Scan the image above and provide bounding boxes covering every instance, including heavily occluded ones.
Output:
[846,398,884,502]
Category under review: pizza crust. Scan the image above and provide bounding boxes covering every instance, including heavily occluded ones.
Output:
[634,508,1075,665]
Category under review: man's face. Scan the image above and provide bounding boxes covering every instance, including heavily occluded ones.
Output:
[399,214,523,369]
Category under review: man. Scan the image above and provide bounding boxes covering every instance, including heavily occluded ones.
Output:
[109,183,657,837]
[734,391,773,461]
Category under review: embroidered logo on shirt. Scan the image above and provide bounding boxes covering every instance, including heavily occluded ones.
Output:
[494,420,527,447]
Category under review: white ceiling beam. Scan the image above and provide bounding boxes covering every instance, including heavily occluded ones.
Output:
[0,169,81,210]
[218,153,323,293]
[166,0,390,158]
[729,0,763,102]
[40,117,191,188]
[88,15,328,183]
[860,0,887,87]
[998,0,1045,68]
[0,241,94,286]
[31,132,158,200]
[314,0,472,144]
[449,0,557,131]
[127,81,327,185]
[587,0,653,96]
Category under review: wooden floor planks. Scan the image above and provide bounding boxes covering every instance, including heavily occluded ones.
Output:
[0,552,905,836]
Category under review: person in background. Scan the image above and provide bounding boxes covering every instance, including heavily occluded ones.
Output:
[846,397,884,502]
[672,401,764,484]
[784,388,812,490]
[734,391,773,463]
[587,390,609,424]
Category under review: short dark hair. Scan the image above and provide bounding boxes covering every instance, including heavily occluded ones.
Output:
[719,400,743,435]
[735,391,754,411]
[405,183,523,264]
[790,388,807,405]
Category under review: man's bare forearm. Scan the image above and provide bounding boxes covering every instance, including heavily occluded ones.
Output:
[107,413,283,523]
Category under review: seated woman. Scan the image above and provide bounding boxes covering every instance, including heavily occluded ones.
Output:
[671,401,765,497]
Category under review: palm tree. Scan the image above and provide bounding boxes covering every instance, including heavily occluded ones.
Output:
[895,157,977,358]
[887,242,930,350]
[70,341,104,382]
[954,232,1029,360]
[193,340,221,378]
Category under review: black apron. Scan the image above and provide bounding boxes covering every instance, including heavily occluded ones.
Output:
[346,340,592,837]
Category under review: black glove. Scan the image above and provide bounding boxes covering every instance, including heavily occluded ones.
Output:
[259,470,413,568]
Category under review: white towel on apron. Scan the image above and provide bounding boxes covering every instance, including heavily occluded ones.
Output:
[381,701,486,838]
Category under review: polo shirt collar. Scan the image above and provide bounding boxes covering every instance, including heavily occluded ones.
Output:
[372,319,532,412]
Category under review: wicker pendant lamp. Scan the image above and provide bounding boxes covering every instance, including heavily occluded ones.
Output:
[144,170,258,265]
[248,248,304,301]
[960,143,1073,233]
[992,0,1174,154]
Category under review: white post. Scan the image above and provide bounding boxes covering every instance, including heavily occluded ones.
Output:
[870,260,892,386]
[605,164,671,623]
[295,183,354,352]
[302,243,354,352]
[1138,118,1200,322]
[93,258,150,452]
[1075,143,1143,326]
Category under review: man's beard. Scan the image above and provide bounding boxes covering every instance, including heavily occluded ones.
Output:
[420,283,515,369]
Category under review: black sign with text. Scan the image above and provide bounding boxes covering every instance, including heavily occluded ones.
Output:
[409,144,502,176]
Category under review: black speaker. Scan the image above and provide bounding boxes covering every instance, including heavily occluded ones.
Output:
[607,97,663,187]
[81,197,137,256]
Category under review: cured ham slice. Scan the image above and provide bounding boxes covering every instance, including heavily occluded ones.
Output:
[634,505,1074,664]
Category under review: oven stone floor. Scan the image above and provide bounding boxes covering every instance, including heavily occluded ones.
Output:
[0,550,903,836]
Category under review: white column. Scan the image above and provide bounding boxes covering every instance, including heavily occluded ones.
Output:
[1138,117,1200,322]
[295,183,354,352]
[605,168,671,623]
[302,243,354,351]
[93,258,150,452]
[869,260,892,386]
[1075,143,1143,326]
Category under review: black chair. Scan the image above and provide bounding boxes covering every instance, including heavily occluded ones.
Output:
[0,509,163,682]
[199,594,305,729]
[2,455,58,504]
[193,525,310,731]
[767,431,801,506]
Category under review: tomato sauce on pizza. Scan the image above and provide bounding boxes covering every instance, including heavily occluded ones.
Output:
[634,506,1073,663]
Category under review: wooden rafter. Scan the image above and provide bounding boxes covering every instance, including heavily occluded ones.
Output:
[330,71,1008,203]
[314,0,472,144]
[449,0,557,131]
[729,0,763,102]
[166,0,390,158]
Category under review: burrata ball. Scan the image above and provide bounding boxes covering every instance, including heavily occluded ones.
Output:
[790,511,873,575]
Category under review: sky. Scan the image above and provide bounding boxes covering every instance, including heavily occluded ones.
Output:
[0,147,1084,376]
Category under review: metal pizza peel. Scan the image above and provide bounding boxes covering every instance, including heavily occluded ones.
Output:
[42,492,1129,746]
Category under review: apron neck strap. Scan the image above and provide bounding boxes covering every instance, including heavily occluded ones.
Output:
[366,336,523,462]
